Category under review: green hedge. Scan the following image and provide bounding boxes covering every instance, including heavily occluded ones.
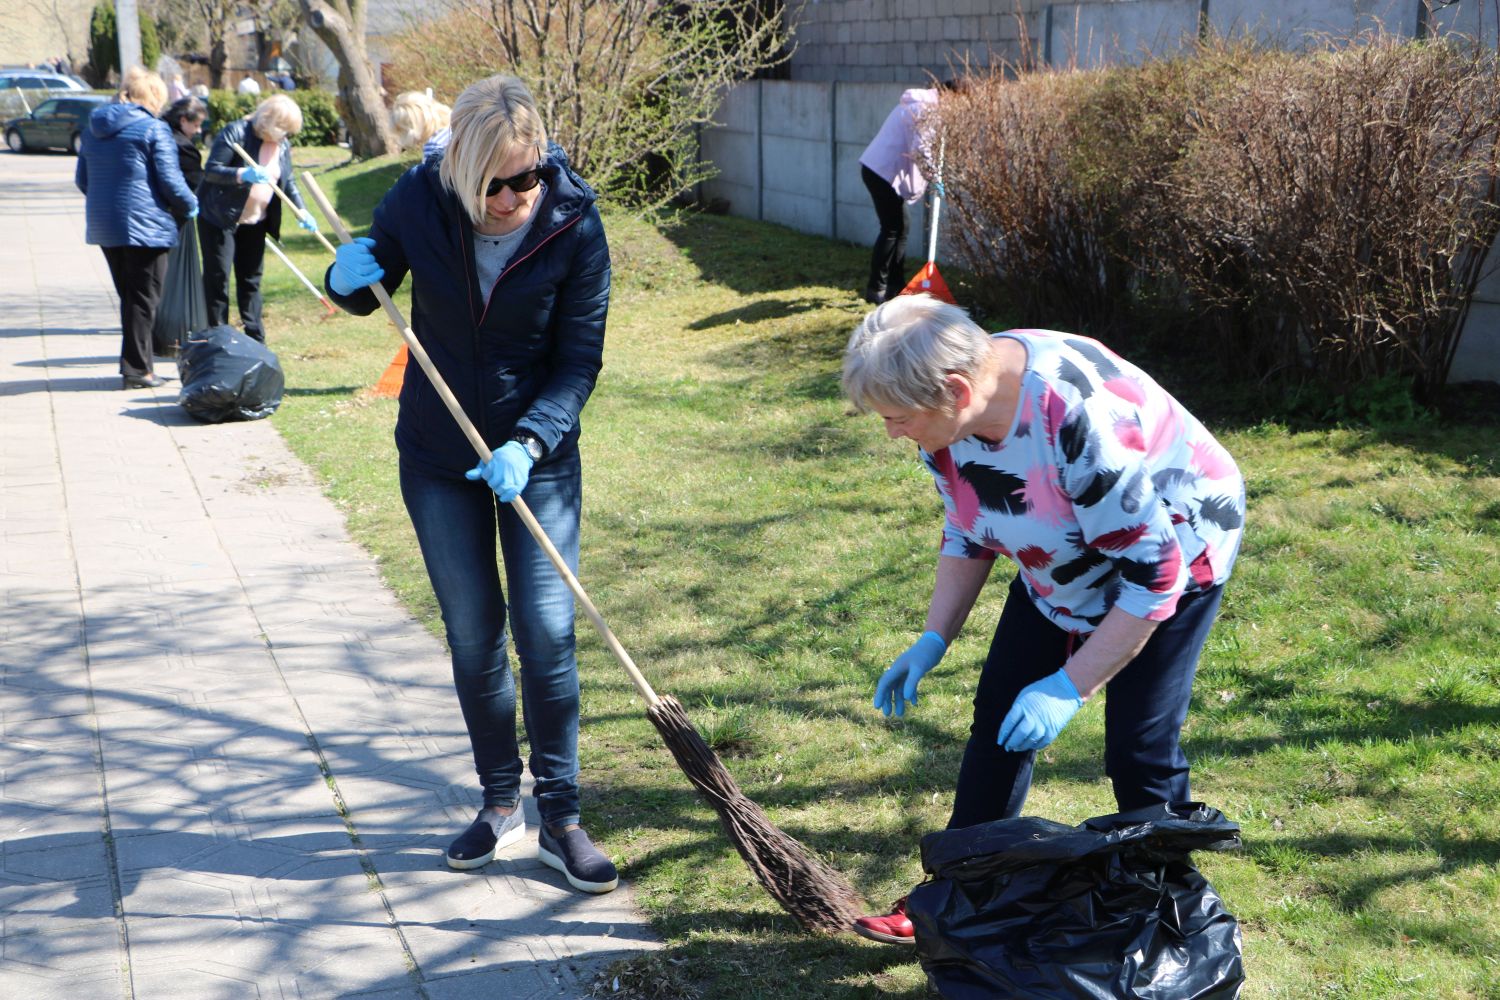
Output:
[204,88,341,146]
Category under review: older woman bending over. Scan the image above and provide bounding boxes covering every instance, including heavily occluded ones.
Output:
[843,295,1245,943]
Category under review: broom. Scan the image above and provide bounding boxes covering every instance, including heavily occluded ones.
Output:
[300,174,867,935]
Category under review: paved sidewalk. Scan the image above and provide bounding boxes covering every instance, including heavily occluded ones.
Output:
[0,152,656,999]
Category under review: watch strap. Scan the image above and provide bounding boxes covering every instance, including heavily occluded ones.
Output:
[510,431,545,462]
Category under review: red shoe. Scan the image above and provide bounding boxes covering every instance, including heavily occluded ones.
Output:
[853,896,914,944]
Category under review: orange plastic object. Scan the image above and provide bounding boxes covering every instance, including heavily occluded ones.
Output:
[898,261,956,304]
[370,343,408,398]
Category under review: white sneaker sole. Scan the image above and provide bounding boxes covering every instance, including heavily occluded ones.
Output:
[537,842,619,894]
[852,923,916,945]
[446,819,526,871]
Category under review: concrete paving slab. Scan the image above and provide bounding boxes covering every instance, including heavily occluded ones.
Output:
[0,151,658,998]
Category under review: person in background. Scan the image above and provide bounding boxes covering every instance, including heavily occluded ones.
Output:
[75,66,198,389]
[236,76,262,97]
[324,74,617,895]
[391,89,452,159]
[162,96,207,194]
[841,294,1245,944]
[858,86,941,305]
[196,94,317,342]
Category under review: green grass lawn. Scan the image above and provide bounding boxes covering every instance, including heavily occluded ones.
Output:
[260,153,1500,999]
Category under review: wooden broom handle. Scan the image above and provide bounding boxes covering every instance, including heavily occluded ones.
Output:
[228,140,340,256]
[300,172,662,709]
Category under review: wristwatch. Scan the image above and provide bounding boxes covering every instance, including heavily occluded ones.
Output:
[511,431,545,462]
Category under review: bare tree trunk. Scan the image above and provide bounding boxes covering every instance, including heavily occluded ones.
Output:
[209,36,227,89]
[298,0,397,157]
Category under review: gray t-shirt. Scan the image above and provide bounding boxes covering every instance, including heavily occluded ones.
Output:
[472,207,538,295]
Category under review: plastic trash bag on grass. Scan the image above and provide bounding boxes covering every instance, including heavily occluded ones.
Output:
[908,802,1244,1000]
[178,324,284,423]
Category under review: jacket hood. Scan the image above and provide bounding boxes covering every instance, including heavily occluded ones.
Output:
[90,101,154,138]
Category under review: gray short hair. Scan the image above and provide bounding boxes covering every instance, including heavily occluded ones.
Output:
[440,75,548,226]
[842,294,992,412]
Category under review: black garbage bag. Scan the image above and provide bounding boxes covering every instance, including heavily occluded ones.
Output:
[908,802,1244,1000]
[177,324,284,423]
[151,221,209,357]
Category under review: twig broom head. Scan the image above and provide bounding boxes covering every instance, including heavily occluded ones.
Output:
[646,694,866,935]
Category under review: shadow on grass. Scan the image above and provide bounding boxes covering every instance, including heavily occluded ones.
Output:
[284,385,364,397]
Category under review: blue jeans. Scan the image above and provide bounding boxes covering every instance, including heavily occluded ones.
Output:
[948,574,1225,830]
[400,449,582,828]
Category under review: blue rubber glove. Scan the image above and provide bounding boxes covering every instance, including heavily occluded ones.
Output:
[997,668,1084,752]
[465,441,534,502]
[329,237,384,296]
[186,204,198,219]
[297,212,318,232]
[239,164,271,185]
[933,179,946,199]
[873,631,947,718]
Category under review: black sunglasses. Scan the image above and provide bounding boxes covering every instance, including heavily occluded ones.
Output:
[485,160,542,198]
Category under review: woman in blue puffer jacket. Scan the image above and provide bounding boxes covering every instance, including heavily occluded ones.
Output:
[325,75,616,895]
[75,67,198,389]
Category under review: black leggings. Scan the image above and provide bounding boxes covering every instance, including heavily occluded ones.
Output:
[948,575,1225,830]
[862,165,908,299]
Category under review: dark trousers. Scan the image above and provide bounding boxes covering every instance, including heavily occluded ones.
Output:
[199,217,268,342]
[399,449,585,828]
[101,245,169,377]
[862,165,908,300]
[947,575,1226,830]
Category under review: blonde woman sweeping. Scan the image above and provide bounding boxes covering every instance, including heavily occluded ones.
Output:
[324,75,616,894]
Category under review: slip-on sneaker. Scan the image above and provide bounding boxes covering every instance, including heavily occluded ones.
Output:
[537,825,618,894]
[122,373,166,389]
[853,896,915,944]
[446,807,525,871]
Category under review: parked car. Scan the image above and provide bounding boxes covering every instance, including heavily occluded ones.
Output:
[4,94,111,154]
[0,70,88,93]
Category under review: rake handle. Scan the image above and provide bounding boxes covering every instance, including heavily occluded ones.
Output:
[229,140,340,256]
[300,172,662,709]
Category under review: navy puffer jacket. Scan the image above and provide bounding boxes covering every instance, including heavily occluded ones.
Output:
[326,144,610,479]
[75,102,197,248]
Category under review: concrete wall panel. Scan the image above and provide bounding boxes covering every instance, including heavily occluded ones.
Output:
[763,135,833,199]
[763,188,836,237]
[760,81,832,142]
[700,130,758,191]
[1448,303,1500,383]
[1206,0,1359,46]
[713,84,759,134]
[1047,1,1200,68]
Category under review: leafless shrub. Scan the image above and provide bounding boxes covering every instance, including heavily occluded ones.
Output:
[931,69,1129,332]
[935,35,1500,400]
[385,0,790,207]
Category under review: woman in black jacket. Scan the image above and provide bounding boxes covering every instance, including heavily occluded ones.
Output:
[325,75,616,895]
[162,96,206,193]
[198,94,317,342]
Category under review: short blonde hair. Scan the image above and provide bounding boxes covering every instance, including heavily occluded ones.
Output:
[120,66,167,116]
[391,90,451,149]
[252,94,303,142]
[440,75,548,226]
[842,294,993,413]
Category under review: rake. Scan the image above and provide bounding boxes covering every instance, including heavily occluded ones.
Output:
[300,173,866,934]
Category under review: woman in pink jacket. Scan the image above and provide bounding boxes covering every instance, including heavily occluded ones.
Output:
[858,87,938,304]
